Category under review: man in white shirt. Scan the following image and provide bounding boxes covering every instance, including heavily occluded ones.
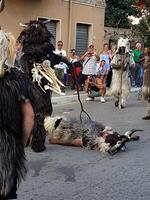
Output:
[54,41,68,84]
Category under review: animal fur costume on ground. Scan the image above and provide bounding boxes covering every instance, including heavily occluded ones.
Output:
[0,29,35,199]
[142,57,150,119]
[44,116,142,154]
[110,38,135,109]
[18,20,69,152]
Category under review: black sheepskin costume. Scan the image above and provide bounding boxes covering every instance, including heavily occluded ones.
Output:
[18,20,70,152]
[0,67,34,199]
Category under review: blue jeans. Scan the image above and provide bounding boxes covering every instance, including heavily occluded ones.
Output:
[64,73,68,85]
[135,63,144,87]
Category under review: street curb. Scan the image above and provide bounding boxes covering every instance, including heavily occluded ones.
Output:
[52,87,139,105]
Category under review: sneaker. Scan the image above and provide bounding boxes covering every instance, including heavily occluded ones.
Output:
[73,91,78,95]
[86,97,94,101]
[100,97,105,103]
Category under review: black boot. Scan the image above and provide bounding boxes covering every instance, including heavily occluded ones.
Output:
[142,115,150,120]
[31,114,46,152]
[115,100,119,107]
[121,104,125,109]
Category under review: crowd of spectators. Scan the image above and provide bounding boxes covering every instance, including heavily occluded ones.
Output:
[14,38,149,109]
[53,40,149,104]
[14,38,150,119]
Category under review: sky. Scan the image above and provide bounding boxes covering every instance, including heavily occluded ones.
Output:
[128,16,142,25]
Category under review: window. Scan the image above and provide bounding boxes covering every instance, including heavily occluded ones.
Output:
[38,17,57,47]
[76,23,90,55]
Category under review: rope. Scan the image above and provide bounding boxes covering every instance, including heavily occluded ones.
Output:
[71,62,92,122]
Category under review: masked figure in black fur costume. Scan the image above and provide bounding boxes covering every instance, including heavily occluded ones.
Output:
[0,29,35,199]
[18,20,69,152]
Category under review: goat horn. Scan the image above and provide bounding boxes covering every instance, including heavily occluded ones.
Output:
[124,129,143,139]
[19,23,28,28]
[43,19,51,24]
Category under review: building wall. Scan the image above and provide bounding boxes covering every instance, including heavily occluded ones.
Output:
[0,0,105,54]
[104,27,142,48]
[104,27,132,44]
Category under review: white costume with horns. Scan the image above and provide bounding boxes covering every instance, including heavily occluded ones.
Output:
[110,38,135,108]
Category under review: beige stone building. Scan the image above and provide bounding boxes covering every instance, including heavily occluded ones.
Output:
[0,0,105,55]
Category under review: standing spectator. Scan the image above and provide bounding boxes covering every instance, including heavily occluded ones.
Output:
[137,47,149,99]
[109,44,117,60]
[54,41,68,85]
[107,44,117,87]
[54,41,67,57]
[99,43,111,87]
[133,43,143,87]
[142,48,150,120]
[97,60,107,102]
[78,45,99,100]
[69,49,81,90]
[69,48,79,63]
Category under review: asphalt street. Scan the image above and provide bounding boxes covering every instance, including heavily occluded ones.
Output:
[18,91,150,200]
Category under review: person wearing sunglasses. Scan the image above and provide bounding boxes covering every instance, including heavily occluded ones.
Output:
[55,41,67,57]
[54,41,68,85]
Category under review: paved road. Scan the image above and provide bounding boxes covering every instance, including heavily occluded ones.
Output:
[18,92,150,200]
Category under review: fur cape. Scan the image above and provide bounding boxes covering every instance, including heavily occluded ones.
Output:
[18,20,70,116]
[142,58,150,100]
[110,52,134,107]
[18,20,69,76]
[17,20,70,152]
[0,67,34,197]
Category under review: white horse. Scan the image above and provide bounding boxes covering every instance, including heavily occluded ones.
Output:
[110,37,135,109]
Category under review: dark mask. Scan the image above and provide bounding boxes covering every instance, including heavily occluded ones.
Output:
[118,46,126,55]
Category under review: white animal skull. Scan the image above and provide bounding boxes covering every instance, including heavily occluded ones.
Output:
[117,37,130,53]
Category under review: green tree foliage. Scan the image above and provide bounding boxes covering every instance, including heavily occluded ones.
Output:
[105,0,140,28]
[132,0,150,47]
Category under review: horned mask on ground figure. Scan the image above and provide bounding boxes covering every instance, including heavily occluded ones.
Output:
[44,116,142,154]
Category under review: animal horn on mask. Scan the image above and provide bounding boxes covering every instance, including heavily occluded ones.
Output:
[124,129,143,139]
[42,18,51,24]
[0,0,5,13]
[19,23,28,28]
